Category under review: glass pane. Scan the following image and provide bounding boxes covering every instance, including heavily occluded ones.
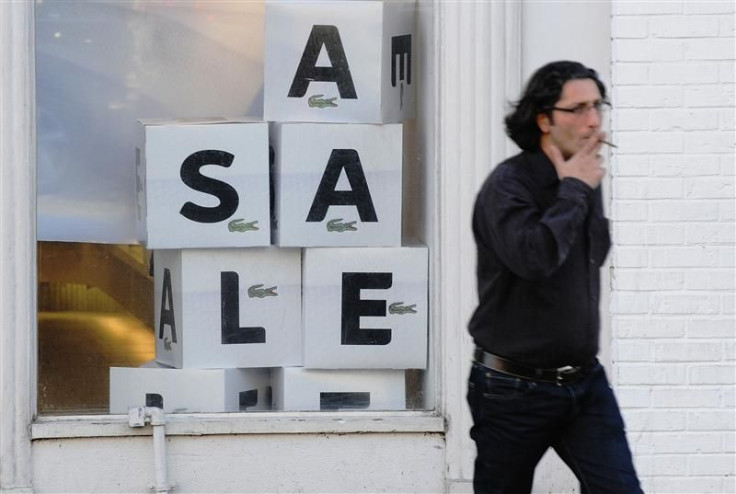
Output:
[36,0,431,416]
[38,242,154,414]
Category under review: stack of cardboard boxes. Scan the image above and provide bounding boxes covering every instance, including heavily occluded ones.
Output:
[110,0,426,414]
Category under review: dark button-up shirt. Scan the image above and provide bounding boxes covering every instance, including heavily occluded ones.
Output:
[468,150,611,368]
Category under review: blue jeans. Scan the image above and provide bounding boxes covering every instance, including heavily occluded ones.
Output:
[467,360,643,494]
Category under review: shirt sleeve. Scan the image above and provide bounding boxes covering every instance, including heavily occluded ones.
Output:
[474,169,593,280]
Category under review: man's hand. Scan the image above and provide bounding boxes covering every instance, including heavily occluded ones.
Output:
[543,132,607,189]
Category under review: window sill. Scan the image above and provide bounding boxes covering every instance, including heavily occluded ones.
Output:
[31,410,446,440]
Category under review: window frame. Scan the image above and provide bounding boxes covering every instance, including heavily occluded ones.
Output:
[7,0,446,443]
[1,1,37,488]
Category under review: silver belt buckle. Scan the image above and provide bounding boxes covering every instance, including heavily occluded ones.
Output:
[555,365,579,386]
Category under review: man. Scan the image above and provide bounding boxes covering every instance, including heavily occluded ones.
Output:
[467,61,643,494]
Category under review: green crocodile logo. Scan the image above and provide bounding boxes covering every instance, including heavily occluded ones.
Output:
[389,302,417,315]
[308,94,338,108]
[228,218,259,232]
[326,218,358,232]
[248,284,278,299]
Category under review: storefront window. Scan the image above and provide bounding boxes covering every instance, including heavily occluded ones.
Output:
[36,0,430,416]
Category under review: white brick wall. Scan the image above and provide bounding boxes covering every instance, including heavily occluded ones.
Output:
[611,1,736,492]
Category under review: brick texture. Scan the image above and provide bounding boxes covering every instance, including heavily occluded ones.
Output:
[611,1,735,490]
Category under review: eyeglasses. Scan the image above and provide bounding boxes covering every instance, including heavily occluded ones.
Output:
[550,101,611,117]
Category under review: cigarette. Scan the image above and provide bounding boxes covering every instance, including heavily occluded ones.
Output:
[599,139,618,148]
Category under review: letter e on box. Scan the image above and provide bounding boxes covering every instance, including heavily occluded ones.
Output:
[302,245,428,369]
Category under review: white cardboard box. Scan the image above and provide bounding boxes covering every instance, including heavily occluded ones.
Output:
[272,367,405,411]
[271,122,402,247]
[153,248,302,369]
[303,245,427,369]
[136,118,270,249]
[264,0,416,123]
[109,364,272,414]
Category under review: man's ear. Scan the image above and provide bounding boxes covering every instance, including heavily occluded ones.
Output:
[537,112,551,134]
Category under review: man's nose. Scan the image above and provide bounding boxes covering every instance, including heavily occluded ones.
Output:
[587,107,601,127]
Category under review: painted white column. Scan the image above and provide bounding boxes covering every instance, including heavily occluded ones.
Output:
[435,0,521,487]
[0,1,36,492]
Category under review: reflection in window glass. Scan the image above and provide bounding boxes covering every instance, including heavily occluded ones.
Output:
[37,242,154,414]
[36,0,265,244]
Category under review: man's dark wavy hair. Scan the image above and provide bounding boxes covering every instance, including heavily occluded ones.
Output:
[505,61,607,151]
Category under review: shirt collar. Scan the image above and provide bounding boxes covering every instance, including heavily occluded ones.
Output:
[525,149,559,187]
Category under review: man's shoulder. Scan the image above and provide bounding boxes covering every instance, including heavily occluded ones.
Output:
[486,151,531,185]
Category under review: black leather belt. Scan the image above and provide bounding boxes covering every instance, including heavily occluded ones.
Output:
[474,348,587,386]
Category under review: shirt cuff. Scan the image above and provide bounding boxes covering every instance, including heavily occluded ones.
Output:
[558,177,594,206]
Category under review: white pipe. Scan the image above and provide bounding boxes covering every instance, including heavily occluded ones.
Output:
[148,407,171,493]
[127,406,174,493]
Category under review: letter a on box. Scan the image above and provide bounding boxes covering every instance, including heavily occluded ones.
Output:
[271,122,402,247]
[265,0,416,123]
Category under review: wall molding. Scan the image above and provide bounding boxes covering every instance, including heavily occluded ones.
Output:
[0,1,36,492]
[32,412,444,440]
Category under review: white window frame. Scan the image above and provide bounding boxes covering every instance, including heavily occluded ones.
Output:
[1,0,520,489]
[1,2,37,491]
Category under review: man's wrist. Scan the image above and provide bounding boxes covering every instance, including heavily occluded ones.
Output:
[559,177,594,205]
